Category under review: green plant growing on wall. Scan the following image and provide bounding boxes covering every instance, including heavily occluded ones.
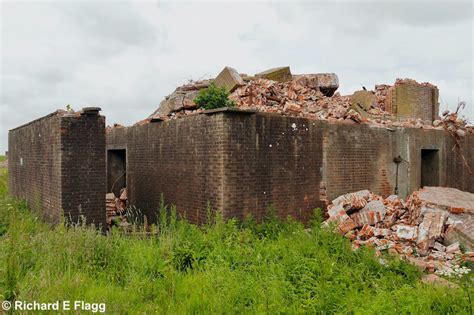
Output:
[194,83,235,110]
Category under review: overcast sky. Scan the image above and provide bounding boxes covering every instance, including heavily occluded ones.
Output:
[1,0,473,153]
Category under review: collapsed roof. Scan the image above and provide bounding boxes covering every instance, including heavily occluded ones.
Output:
[129,66,472,137]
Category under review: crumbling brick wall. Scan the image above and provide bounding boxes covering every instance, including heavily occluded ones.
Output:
[107,111,326,224]
[107,111,473,225]
[386,81,439,122]
[9,107,472,227]
[8,109,106,226]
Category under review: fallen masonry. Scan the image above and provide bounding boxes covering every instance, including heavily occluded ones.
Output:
[145,66,473,138]
[106,188,129,227]
[324,187,474,276]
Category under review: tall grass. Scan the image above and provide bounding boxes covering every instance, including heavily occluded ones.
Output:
[0,169,472,314]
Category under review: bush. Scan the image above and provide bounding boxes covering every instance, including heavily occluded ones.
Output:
[194,83,235,110]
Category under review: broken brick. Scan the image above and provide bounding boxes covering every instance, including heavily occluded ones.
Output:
[417,211,447,251]
[284,101,302,114]
[396,225,418,241]
[326,186,473,275]
[446,242,461,254]
[350,200,386,228]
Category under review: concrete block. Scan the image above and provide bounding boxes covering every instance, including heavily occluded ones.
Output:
[417,210,447,250]
[417,187,474,215]
[293,73,339,96]
[396,225,418,241]
[214,66,244,92]
[444,219,474,251]
[315,73,339,96]
[256,66,292,82]
[351,90,375,111]
[386,79,439,122]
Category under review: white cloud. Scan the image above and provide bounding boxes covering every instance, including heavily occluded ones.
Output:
[0,0,472,152]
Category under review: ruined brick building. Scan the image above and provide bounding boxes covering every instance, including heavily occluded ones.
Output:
[8,68,474,227]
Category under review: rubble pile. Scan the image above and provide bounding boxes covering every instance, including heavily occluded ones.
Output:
[149,75,390,124]
[229,78,370,123]
[110,66,473,138]
[147,80,212,118]
[106,188,129,227]
[393,78,437,89]
[434,106,472,138]
[374,84,391,110]
[324,187,474,276]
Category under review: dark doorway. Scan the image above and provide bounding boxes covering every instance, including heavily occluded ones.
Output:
[421,149,439,187]
[107,149,126,197]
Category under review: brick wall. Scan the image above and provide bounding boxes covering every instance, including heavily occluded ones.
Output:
[10,108,471,227]
[322,122,395,200]
[8,110,106,226]
[444,135,474,192]
[8,113,63,223]
[61,112,106,225]
[107,114,226,224]
[107,111,473,224]
[387,82,439,122]
[222,112,324,222]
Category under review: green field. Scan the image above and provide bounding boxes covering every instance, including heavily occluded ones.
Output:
[0,155,6,163]
[0,170,472,314]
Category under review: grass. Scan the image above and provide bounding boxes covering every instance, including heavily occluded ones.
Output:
[0,169,472,314]
[0,156,6,163]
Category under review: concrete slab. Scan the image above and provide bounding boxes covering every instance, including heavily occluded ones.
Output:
[418,187,474,214]
[214,67,244,92]
[351,90,375,111]
[255,66,292,82]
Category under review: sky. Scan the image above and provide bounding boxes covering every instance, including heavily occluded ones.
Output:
[0,0,473,153]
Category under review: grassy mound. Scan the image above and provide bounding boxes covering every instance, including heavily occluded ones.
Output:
[0,168,472,314]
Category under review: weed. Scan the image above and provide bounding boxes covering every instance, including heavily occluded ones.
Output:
[0,170,472,313]
[194,83,235,110]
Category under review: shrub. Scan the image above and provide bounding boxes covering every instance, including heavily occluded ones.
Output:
[194,83,235,110]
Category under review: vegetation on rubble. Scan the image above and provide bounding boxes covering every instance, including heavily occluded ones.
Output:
[0,169,472,314]
[194,83,235,110]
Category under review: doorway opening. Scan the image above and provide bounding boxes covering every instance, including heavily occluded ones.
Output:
[421,149,439,187]
[107,149,126,197]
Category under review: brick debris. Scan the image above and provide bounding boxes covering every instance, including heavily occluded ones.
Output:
[324,187,474,277]
[129,66,472,136]
[106,188,129,227]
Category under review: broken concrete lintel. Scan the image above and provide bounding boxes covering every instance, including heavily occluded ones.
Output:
[315,73,339,97]
[202,107,257,116]
[255,66,292,82]
[351,90,375,111]
[80,107,102,115]
[213,67,244,92]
